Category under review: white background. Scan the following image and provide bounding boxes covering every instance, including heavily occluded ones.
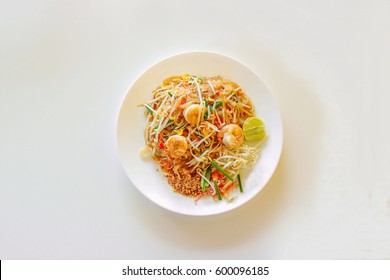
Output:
[1,0,389,259]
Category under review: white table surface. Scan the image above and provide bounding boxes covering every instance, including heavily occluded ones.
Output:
[1,0,389,259]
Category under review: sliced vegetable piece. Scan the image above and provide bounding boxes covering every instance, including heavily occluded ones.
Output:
[214,100,223,109]
[237,174,243,193]
[210,160,233,181]
[144,104,155,115]
[200,166,211,192]
[214,180,222,201]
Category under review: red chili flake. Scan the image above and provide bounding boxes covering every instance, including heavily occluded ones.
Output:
[158,140,164,150]
[211,170,224,181]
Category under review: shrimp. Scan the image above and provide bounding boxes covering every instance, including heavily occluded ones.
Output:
[165,135,188,158]
[217,124,244,149]
[183,104,202,125]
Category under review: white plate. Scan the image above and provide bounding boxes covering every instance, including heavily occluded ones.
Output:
[116,51,283,216]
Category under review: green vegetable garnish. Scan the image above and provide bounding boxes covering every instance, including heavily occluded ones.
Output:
[203,99,211,120]
[214,101,223,109]
[144,104,155,115]
[203,99,223,120]
[200,166,211,192]
[214,180,222,200]
[167,91,172,97]
[237,174,243,193]
[210,160,233,181]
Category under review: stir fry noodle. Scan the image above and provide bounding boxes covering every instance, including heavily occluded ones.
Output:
[140,74,265,203]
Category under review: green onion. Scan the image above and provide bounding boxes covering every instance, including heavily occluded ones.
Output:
[144,104,155,115]
[200,166,211,192]
[214,180,222,200]
[167,91,172,97]
[203,99,211,120]
[210,160,233,181]
[214,101,223,109]
[237,174,243,193]
[167,119,174,125]
[203,99,223,120]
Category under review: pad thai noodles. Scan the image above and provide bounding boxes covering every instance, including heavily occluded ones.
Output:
[140,74,265,203]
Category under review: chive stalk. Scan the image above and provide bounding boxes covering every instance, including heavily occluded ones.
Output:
[203,99,210,120]
[210,160,233,181]
[200,166,211,192]
[214,180,222,200]
[237,174,243,193]
[144,104,155,115]
[203,99,223,120]
[214,101,223,109]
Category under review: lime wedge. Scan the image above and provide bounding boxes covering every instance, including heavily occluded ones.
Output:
[243,117,266,141]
